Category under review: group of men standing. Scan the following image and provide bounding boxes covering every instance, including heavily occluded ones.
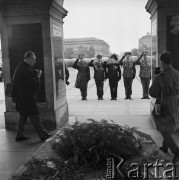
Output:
[73,51,151,100]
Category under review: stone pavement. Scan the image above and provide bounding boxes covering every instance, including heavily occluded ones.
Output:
[0,66,178,179]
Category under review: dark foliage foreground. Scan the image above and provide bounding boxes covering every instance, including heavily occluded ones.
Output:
[12,119,161,180]
[53,119,143,167]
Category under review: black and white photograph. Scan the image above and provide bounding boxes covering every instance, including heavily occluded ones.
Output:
[0,0,179,179]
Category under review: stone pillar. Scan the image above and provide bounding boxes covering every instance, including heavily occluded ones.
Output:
[0,0,69,130]
[146,0,179,127]
[146,0,179,73]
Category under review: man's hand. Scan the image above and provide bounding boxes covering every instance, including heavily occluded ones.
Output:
[37,70,42,78]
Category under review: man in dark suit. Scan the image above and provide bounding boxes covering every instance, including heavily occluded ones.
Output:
[105,54,121,100]
[13,51,51,141]
[89,55,106,100]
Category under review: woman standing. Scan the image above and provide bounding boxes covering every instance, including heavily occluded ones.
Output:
[105,54,121,100]
[73,54,90,100]
[119,52,136,100]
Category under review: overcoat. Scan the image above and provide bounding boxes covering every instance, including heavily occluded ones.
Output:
[13,62,40,116]
[149,66,179,132]
[105,58,121,80]
[73,59,90,89]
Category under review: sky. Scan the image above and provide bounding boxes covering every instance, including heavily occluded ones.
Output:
[63,0,151,54]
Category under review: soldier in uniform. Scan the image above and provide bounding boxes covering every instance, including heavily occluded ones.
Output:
[73,54,90,100]
[105,54,121,100]
[119,52,136,100]
[135,51,151,99]
[89,55,106,100]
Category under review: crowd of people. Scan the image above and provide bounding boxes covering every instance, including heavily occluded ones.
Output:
[73,51,151,100]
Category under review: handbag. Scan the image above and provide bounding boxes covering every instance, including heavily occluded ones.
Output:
[154,97,161,116]
[153,74,163,116]
[152,74,164,131]
[5,69,16,98]
[5,83,15,97]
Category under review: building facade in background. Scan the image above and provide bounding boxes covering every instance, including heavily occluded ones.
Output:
[138,32,152,51]
[64,37,110,59]
[0,50,2,64]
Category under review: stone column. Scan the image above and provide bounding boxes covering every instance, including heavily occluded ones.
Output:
[146,0,179,73]
[146,0,179,127]
[0,0,69,130]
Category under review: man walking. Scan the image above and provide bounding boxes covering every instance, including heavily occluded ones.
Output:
[13,51,51,142]
[149,51,179,164]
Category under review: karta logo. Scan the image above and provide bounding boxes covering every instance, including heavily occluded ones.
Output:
[106,157,178,179]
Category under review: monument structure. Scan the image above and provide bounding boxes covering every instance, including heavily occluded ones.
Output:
[146,0,179,123]
[146,0,179,75]
[0,0,69,130]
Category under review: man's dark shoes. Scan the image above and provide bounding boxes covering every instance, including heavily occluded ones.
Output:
[125,97,128,100]
[173,151,179,164]
[159,146,168,153]
[141,96,150,99]
[16,136,30,142]
[41,133,52,142]
[129,97,132,100]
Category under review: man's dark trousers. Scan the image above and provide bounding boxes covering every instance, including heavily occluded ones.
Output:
[123,77,133,97]
[109,79,118,99]
[80,85,87,99]
[161,131,179,154]
[95,80,104,98]
[140,77,150,98]
[17,114,49,139]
